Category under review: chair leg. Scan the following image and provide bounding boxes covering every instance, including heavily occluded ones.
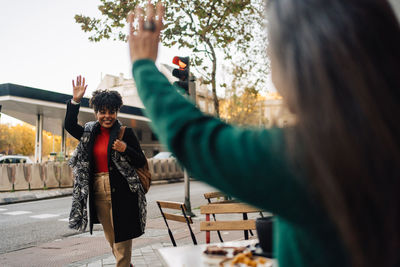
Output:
[188,226,197,245]
[217,230,224,242]
[182,206,198,245]
[243,213,249,240]
[158,202,177,246]
[206,214,211,244]
[212,213,224,242]
[168,228,177,247]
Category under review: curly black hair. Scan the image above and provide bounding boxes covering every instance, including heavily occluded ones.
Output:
[89,89,123,113]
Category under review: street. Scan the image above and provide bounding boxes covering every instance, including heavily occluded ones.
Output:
[0,181,216,255]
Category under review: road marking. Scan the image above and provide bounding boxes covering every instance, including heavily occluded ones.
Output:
[58,218,69,222]
[3,211,32,215]
[30,214,60,219]
[0,208,8,212]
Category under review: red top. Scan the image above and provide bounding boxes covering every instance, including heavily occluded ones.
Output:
[93,126,110,173]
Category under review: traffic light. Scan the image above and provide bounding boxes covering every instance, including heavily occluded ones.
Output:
[172,56,189,93]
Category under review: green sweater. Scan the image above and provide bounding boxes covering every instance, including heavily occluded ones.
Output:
[132,59,349,267]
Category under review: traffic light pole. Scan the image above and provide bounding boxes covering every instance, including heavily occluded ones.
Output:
[183,78,196,217]
[171,55,196,217]
[183,169,195,217]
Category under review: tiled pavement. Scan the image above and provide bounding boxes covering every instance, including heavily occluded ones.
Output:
[68,210,260,267]
[0,188,264,267]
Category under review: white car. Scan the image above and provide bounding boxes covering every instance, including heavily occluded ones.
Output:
[152,152,174,159]
[0,155,33,164]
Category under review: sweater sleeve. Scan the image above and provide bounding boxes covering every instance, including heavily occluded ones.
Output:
[132,59,316,223]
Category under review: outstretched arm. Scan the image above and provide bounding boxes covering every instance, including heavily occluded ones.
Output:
[127,3,316,223]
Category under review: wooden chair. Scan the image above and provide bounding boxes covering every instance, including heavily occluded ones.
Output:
[204,192,263,242]
[204,191,236,242]
[200,202,264,244]
[157,200,197,247]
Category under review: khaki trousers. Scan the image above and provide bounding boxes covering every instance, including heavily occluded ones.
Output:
[94,172,132,267]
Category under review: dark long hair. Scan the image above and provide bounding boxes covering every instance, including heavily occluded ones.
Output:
[268,0,400,266]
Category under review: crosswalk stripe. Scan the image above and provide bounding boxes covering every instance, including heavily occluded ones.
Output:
[0,208,8,212]
[30,214,60,219]
[3,211,32,215]
[58,218,69,222]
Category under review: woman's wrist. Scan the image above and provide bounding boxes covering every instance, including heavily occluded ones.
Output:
[71,98,81,104]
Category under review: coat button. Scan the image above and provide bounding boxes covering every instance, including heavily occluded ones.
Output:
[112,188,116,193]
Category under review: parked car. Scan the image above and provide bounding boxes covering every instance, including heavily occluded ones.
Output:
[0,155,33,164]
[152,152,174,159]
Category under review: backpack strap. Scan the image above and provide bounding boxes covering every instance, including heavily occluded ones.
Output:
[118,126,126,140]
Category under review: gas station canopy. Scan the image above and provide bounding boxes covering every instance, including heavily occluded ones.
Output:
[0,83,149,136]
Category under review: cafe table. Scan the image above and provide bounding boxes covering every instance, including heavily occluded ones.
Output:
[156,239,273,267]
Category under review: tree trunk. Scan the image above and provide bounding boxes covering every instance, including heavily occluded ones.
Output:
[209,45,219,117]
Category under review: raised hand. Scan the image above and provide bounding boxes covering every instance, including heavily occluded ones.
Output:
[72,75,88,103]
[127,1,164,63]
[112,139,127,152]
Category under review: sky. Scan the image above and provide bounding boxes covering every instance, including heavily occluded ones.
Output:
[0,0,191,124]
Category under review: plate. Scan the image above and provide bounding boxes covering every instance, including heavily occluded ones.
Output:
[219,255,273,267]
[202,245,272,267]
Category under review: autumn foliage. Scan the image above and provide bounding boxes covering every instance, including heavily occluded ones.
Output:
[0,123,78,160]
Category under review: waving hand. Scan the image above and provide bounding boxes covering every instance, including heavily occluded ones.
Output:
[72,75,87,103]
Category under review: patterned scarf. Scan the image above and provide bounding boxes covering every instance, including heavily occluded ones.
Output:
[68,121,147,232]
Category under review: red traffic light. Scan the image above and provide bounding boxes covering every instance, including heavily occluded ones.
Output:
[172,56,190,93]
[172,56,189,69]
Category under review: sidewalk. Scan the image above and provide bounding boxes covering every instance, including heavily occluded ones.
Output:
[0,179,183,205]
[67,209,256,267]
[0,208,255,267]
[0,188,73,205]
[0,186,259,267]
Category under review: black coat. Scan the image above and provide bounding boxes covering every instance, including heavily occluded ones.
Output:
[65,100,146,242]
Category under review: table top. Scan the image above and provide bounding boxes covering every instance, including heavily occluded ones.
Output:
[157,239,265,267]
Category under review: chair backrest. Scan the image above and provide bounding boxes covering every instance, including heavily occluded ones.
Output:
[200,203,263,243]
[203,191,236,204]
[156,200,197,246]
[157,200,193,224]
[204,191,226,200]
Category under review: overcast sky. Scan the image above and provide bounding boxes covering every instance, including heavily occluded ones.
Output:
[0,0,190,91]
[0,0,191,124]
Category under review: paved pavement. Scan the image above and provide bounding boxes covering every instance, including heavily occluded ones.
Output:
[0,180,179,205]
[66,209,254,267]
[0,185,262,267]
[0,188,73,205]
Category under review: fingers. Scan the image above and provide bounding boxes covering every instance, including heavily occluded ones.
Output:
[155,2,164,32]
[136,7,144,33]
[112,140,126,152]
[113,140,121,147]
[146,1,155,22]
[127,11,135,36]
[128,2,163,35]
[72,75,87,89]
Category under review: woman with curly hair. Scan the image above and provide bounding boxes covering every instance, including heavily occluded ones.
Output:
[65,77,147,267]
